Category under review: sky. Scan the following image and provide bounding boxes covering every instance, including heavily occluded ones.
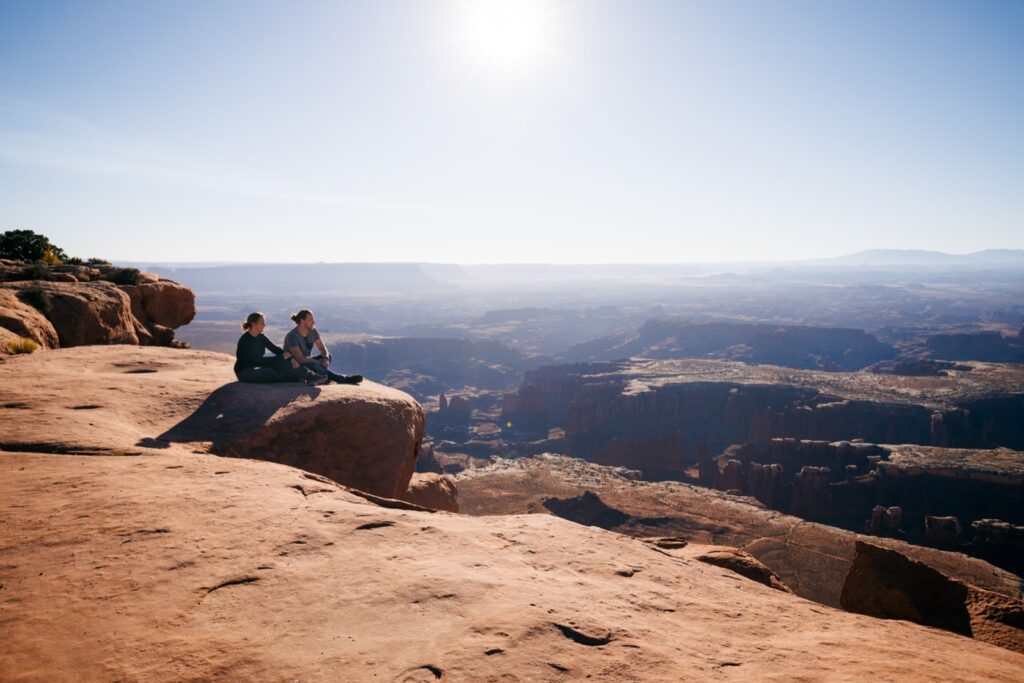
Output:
[1,0,1022,264]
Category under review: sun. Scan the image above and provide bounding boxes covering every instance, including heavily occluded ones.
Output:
[454,0,555,72]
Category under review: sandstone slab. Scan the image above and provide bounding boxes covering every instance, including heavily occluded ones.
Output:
[0,346,423,499]
[3,451,1024,681]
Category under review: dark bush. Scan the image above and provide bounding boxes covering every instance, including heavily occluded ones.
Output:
[13,263,51,281]
[0,229,66,262]
[16,286,52,315]
[107,267,142,285]
[87,257,111,265]
[64,256,85,265]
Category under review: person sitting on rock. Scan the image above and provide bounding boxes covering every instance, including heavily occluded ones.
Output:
[284,309,363,385]
[235,312,327,386]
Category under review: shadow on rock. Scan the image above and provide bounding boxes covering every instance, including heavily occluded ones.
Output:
[144,382,321,448]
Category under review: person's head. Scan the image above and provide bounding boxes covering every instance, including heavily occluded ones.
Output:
[291,309,314,331]
[241,312,265,335]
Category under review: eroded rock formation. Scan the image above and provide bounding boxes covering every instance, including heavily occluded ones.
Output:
[841,541,1024,654]
[0,267,195,349]
[565,319,897,370]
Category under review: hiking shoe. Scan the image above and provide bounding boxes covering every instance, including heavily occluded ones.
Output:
[335,374,363,385]
[305,375,329,386]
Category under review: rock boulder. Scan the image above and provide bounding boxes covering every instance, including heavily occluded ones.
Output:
[159,379,424,499]
[1,281,138,347]
[694,546,792,592]
[0,288,59,348]
[136,280,196,328]
[402,472,460,512]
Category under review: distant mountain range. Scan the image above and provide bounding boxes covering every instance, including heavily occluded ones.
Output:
[123,249,1024,294]
[803,249,1024,267]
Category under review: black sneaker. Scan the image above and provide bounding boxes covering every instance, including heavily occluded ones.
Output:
[304,375,329,386]
[335,374,363,385]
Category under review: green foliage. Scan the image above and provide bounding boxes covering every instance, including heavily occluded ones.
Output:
[86,257,111,265]
[5,337,39,354]
[0,230,67,262]
[16,287,51,316]
[107,267,141,285]
[64,256,85,265]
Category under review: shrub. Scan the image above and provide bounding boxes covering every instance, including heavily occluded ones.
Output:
[87,257,111,265]
[0,229,66,262]
[5,337,39,354]
[64,256,85,265]
[107,267,142,285]
[17,263,51,281]
[39,248,63,265]
[16,287,51,315]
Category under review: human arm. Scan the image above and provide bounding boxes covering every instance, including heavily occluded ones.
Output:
[287,344,310,367]
[260,334,286,357]
[314,336,332,367]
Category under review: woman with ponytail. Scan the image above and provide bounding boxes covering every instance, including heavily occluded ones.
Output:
[234,312,327,385]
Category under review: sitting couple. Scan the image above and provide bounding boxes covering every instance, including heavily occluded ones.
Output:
[234,309,363,386]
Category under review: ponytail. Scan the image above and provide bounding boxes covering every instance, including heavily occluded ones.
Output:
[242,312,264,331]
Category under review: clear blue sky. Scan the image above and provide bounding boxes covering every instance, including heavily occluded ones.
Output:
[1,0,1022,263]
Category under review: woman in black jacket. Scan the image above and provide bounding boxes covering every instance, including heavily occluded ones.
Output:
[234,312,326,385]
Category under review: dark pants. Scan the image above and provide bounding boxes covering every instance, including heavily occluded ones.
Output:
[236,358,312,384]
[303,360,348,383]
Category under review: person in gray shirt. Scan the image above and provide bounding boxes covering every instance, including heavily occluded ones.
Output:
[283,309,362,385]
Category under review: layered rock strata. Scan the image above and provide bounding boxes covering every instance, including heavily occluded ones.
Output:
[502,359,1024,464]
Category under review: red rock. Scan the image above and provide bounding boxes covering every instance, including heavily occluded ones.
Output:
[2,351,1024,679]
[0,288,59,348]
[137,280,196,328]
[692,546,792,592]
[841,541,1024,654]
[164,380,424,500]
[3,452,1024,680]
[1,281,137,347]
[402,472,460,512]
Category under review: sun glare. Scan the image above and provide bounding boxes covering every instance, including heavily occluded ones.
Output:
[454,0,555,72]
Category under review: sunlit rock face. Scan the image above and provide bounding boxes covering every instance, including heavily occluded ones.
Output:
[0,268,195,349]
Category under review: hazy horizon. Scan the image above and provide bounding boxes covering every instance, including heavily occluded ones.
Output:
[3,1,1023,263]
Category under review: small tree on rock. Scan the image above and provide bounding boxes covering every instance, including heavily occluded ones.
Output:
[0,230,67,262]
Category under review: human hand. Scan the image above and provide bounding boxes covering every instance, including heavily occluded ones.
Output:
[320,358,330,368]
[291,359,299,369]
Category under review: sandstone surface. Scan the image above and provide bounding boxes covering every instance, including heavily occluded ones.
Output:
[4,451,1024,681]
[137,279,197,328]
[0,346,423,499]
[455,455,1024,646]
[841,541,1024,654]
[4,347,1024,679]
[402,472,460,512]
[0,271,195,349]
[0,281,138,347]
[0,288,58,349]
